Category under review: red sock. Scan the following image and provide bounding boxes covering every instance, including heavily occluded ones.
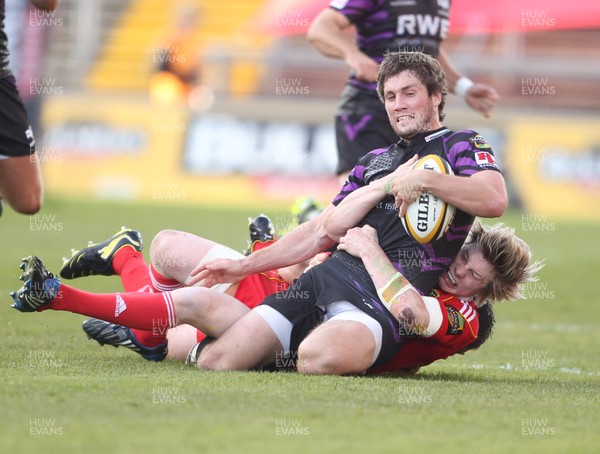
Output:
[45,284,177,331]
[112,247,151,293]
[112,249,169,346]
[119,262,188,347]
[149,263,184,293]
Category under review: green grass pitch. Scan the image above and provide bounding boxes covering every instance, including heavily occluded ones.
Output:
[1,197,598,453]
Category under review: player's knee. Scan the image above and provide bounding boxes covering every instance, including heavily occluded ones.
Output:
[296,342,322,374]
[150,229,182,271]
[150,229,178,255]
[196,347,220,370]
[298,324,374,375]
[173,287,215,325]
[197,344,235,371]
[297,341,342,375]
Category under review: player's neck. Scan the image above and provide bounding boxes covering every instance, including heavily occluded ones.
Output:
[400,123,446,145]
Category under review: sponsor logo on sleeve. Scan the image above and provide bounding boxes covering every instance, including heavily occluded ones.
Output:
[474,151,498,168]
[469,135,491,149]
[446,306,465,335]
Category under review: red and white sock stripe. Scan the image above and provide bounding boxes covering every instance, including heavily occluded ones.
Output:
[162,292,177,328]
[149,264,185,293]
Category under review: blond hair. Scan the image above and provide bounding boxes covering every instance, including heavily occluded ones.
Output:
[465,221,544,305]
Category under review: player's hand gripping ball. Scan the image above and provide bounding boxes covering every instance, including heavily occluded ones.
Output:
[401,155,456,244]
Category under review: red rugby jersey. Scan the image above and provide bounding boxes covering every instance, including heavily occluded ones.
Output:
[369,289,479,374]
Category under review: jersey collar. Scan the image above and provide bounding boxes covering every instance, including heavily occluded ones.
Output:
[397,127,450,148]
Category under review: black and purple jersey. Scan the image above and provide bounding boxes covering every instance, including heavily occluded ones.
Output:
[259,127,499,365]
[332,126,501,295]
[330,0,450,91]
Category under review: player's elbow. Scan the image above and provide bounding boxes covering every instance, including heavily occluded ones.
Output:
[306,13,326,45]
[471,172,508,218]
[306,14,339,53]
[8,192,42,214]
[306,24,318,45]
[483,192,507,218]
[322,212,344,243]
[392,293,430,335]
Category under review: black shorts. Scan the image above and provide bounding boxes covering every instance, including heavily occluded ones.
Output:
[334,85,398,175]
[0,76,35,158]
[259,252,404,367]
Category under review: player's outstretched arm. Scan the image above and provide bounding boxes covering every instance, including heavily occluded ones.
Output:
[188,205,337,287]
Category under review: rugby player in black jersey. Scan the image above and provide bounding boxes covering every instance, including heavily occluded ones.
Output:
[307,0,499,181]
[185,51,507,374]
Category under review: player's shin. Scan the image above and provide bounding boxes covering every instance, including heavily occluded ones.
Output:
[48,284,177,331]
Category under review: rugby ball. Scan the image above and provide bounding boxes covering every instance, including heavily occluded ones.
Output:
[401,155,456,244]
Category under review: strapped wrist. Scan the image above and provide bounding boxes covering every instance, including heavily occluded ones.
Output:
[377,272,416,312]
[455,76,474,97]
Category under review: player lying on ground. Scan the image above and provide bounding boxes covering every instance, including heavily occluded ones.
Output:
[13,50,512,375]
[10,219,540,375]
[178,51,509,374]
[54,220,492,373]
[80,222,504,373]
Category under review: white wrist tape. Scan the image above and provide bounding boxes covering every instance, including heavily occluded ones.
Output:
[377,272,416,312]
[454,76,474,98]
[378,272,401,298]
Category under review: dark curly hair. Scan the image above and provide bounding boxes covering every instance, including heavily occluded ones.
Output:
[376,51,447,121]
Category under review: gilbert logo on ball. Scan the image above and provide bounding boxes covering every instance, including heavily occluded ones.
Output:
[401,155,456,244]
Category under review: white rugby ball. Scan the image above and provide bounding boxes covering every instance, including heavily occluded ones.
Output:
[401,155,456,244]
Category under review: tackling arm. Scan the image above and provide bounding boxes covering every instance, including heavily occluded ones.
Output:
[188,205,336,286]
[337,226,433,335]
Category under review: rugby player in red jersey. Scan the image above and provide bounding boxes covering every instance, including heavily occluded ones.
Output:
[11,51,519,376]
[10,217,540,374]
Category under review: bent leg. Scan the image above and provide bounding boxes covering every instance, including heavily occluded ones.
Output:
[0,154,42,214]
[150,229,242,289]
[172,286,250,337]
[166,285,257,363]
[297,320,376,375]
[197,310,281,371]
[297,302,383,375]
